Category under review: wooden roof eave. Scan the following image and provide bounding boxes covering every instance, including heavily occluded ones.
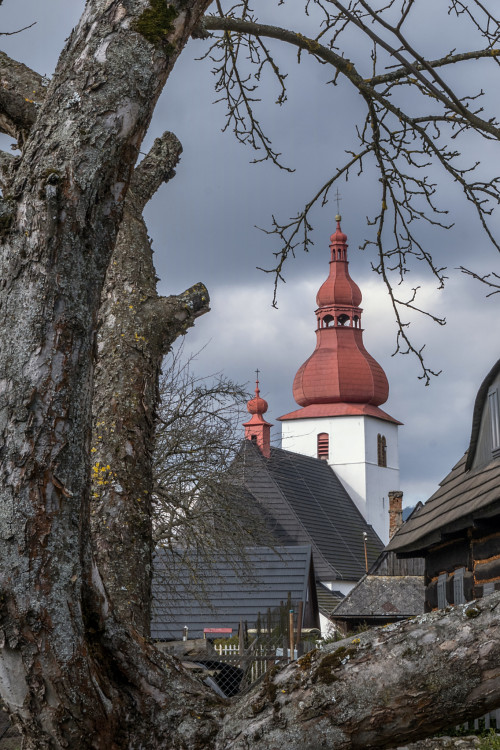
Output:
[388,457,500,554]
[392,499,500,555]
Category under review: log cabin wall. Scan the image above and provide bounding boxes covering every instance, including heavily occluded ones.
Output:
[472,525,500,598]
[425,520,500,611]
[425,535,472,612]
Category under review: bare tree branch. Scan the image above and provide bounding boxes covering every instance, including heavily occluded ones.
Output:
[0,21,36,36]
[368,47,500,86]
[458,266,500,296]
[202,16,500,88]
[200,7,500,381]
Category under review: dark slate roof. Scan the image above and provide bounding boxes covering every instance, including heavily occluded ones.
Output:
[242,441,383,582]
[151,545,314,641]
[387,453,500,555]
[316,582,344,618]
[331,575,424,620]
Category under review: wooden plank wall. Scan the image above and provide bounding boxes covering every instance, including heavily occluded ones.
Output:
[375,551,425,576]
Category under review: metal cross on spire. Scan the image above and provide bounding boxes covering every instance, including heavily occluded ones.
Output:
[335,188,342,216]
[255,368,260,393]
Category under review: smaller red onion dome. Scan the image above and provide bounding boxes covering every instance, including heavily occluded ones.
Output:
[316,271,362,308]
[247,381,268,415]
[244,376,272,458]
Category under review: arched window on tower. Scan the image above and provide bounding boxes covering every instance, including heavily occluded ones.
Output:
[377,434,387,467]
[323,314,334,328]
[317,432,329,460]
[337,314,349,327]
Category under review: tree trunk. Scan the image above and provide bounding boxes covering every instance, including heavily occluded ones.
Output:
[0,0,214,745]
[91,132,209,636]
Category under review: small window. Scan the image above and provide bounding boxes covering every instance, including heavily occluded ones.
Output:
[453,567,465,605]
[488,389,500,452]
[317,433,329,460]
[377,434,387,467]
[250,435,257,444]
[437,573,448,609]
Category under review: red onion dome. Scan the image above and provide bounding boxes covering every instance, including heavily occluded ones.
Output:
[316,215,362,307]
[247,382,268,415]
[292,329,389,407]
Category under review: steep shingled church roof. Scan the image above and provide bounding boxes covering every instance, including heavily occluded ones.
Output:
[241,440,383,582]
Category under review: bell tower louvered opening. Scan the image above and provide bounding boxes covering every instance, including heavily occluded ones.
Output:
[317,432,329,460]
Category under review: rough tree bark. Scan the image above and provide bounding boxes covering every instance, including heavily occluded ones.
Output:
[0,2,499,748]
[0,1,218,746]
[91,131,209,636]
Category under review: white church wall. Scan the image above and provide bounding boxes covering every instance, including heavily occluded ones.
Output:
[363,419,400,543]
[280,417,318,457]
[326,461,367,519]
[281,415,366,463]
[281,414,400,544]
[363,418,399,471]
[364,463,399,543]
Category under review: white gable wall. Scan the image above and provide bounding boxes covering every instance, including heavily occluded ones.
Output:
[319,579,357,596]
[281,415,400,544]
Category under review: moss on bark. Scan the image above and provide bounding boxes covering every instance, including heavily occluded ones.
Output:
[134,0,179,52]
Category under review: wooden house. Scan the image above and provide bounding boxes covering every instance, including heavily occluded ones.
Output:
[387,358,500,611]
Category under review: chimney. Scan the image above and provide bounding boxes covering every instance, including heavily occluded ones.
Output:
[388,490,403,539]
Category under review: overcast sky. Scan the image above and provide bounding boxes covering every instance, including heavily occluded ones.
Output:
[2,1,499,508]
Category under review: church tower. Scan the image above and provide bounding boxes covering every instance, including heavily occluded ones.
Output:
[279,215,401,544]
